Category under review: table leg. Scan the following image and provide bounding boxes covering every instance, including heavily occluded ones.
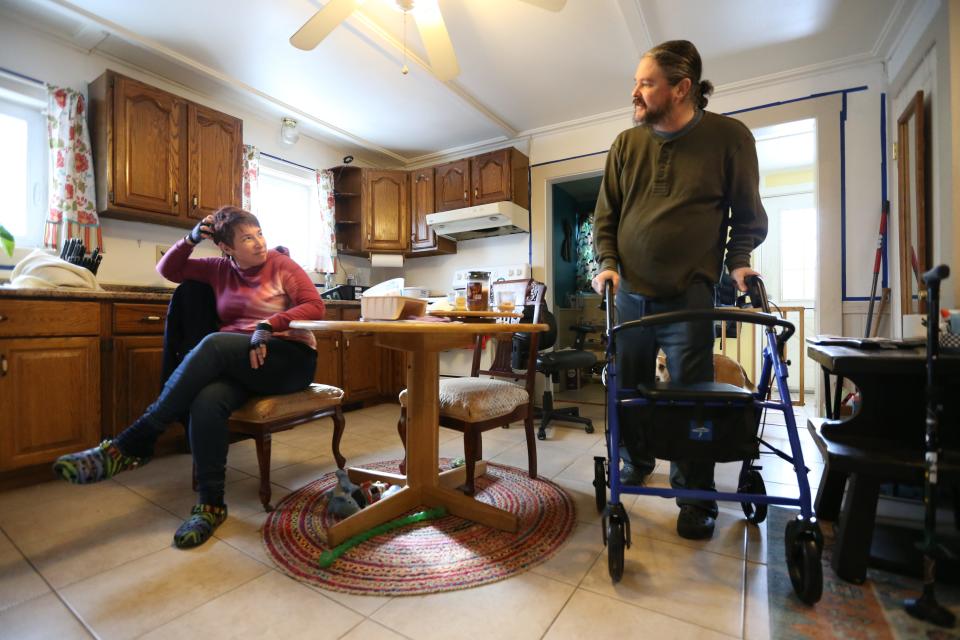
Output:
[423,485,518,532]
[831,472,881,584]
[325,486,422,547]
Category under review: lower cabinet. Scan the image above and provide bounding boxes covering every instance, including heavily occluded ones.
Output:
[108,335,165,437]
[0,336,100,471]
[312,306,382,403]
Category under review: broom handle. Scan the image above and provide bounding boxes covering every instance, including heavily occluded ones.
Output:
[864,201,888,338]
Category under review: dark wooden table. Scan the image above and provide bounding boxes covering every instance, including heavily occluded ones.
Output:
[806,342,960,583]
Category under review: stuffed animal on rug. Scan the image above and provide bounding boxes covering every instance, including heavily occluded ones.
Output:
[325,469,400,519]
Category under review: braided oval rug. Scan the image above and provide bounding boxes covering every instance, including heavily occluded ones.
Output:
[261,459,576,596]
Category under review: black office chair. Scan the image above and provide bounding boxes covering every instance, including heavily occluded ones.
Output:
[535,323,598,440]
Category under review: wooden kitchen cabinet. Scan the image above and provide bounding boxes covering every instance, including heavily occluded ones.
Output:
[105,303,168,438]
[0,300,101,472]
[471,147,528,207]
[435,159,471,212]
[434,149,529,213]
[89,70,242,228]
[408,167,455,257]
[311,306,380,403]
[331,167,409,256]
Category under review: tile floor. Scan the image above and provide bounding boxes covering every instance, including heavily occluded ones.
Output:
[0,399,821,639]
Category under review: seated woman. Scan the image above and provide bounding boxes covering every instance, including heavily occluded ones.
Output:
[53,206,326,548]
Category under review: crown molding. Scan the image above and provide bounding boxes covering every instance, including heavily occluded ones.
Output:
[711,51,881,98]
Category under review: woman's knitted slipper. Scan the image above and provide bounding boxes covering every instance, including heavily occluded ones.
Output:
[52,440,149,484]
[173,504,228,549]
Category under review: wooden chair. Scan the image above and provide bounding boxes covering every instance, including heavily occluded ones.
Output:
[397,280,545,495]
[226,383,346,511]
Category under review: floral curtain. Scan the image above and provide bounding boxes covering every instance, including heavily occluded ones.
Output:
[241,144,259,213]
[44,85,102,253]
[575,215,599,292]
[315,169,336,273]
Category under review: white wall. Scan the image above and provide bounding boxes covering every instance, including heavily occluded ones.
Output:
[0,18,348,287]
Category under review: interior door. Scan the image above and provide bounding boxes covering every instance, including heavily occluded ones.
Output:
[757,191,817,396]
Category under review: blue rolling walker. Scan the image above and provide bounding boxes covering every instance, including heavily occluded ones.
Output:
[593,276,824,604]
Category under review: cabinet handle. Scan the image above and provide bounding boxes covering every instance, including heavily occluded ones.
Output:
[335,340,339,349]
[173,192,179,205]
[141,315,163,323]
[0,354,6,377]
[345,339,350,348]
[463,190,468,202]
[192,195,198,208]
[474,187,479,199]
[0,314,6,322]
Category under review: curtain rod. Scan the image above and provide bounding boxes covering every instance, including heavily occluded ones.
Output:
[260,151,316,173]
[0,66,45,87]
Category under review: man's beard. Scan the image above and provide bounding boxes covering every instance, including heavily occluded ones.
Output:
[633,99,671,127]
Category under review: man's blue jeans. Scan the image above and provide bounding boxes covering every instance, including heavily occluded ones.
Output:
[615,280,718,515]
[114,332,317,504]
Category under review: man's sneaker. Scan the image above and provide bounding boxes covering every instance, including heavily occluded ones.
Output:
[619,462,650,486]
[676,504,716,540]
[53,440,148,484]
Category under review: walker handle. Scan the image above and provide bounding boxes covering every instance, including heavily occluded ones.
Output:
[922,264,950,287]
[745,275,771,314]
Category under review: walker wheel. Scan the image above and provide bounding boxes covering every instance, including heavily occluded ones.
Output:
[738,469,768,524]
[786,534,823,604]
[585,424,595,434]
[593,457,607,513]
[606,513,626,583]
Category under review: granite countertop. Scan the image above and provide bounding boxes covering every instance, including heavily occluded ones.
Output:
[0,283,360,305]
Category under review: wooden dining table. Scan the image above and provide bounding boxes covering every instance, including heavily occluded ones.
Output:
[290,317,547,546]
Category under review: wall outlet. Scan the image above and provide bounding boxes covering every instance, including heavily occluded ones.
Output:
[156,244,171,262]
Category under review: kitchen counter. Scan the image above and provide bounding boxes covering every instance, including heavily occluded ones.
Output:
[0,284,361,306]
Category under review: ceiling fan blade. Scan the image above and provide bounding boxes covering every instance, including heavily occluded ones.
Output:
[290,0,360,51]
[413,1,460,81]
[517,0,567,11]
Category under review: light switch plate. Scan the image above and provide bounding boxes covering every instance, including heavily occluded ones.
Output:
[156,244,171,262]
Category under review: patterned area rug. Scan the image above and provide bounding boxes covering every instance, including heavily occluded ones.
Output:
[766,506,960,639]
[262,460,576,596]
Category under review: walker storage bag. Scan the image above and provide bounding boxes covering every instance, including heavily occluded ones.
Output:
[627,383,759,462]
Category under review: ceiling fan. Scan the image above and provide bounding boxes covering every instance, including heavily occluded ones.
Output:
[290,0,567,81]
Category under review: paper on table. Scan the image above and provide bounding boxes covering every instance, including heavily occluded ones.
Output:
[363,278,404,297]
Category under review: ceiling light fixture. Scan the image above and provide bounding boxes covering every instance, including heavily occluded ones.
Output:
[280,117,300,145]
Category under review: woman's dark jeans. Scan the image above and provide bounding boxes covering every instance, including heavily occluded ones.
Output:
[114,332,317,505]
[615,280,718,515]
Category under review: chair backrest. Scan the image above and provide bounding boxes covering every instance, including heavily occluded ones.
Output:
[470,280,545,399]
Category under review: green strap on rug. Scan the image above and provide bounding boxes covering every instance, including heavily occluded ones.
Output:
[319,507,447,568]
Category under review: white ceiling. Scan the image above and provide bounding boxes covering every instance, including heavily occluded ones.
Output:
[0,0,910,166]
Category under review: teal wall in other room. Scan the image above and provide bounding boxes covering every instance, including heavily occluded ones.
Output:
[551,185,579,309]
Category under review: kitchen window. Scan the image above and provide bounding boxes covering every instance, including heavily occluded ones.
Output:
[256,160,324,272]
[0,94,47,249]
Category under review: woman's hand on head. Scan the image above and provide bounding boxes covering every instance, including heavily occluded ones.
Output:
[187,215,215,245]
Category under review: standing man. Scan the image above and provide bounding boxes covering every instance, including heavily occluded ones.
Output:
[592,40,767,540]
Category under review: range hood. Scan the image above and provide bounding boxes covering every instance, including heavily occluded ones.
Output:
[426,201,529,241]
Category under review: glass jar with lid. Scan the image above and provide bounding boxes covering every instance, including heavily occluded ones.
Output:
[466,271,490,311]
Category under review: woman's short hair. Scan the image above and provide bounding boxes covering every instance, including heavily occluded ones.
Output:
[645,39,714,110]
[211,206,260,246]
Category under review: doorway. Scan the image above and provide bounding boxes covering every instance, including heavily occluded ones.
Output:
[753,118,818,401]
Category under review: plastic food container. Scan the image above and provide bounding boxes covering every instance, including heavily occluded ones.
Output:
[360,296,428,320]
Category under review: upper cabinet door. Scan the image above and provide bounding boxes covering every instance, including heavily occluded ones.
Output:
[363,170,409,252]
[187,104,243,220]
[113,76,185,216]
[434,159,470,211]
[471,148,512,206]
[410,168,436,252]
